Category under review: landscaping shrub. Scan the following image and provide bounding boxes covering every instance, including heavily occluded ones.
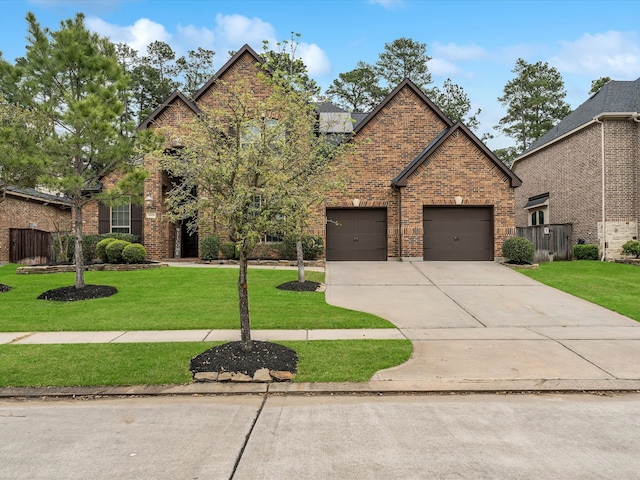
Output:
[280,235,324,260]
[220,242,238,260]
[573,243,599,260]
[200,235,221,261]
[122,243,147,263]
[105,240,130,263]
[621,240,640,258]
[96,238,117,263]
[53,233,139,263]
[502,236,535,264]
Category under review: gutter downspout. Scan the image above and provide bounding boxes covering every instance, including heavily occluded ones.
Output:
[594,115,606,261]
[634,115,640,246]
[393,184,403,261]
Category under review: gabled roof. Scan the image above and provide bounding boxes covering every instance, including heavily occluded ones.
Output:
[517,77,640,160]
[354,79,453,135]
[138,90,200,130]
[392,122,522,188]
[191,44,264,103]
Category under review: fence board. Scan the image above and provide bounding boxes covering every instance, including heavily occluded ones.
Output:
[516,224,573,262]
[9,228,53,265]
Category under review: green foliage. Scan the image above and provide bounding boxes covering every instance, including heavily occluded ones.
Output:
[375,37,433,94]
[280,235,324,260]
[200,235,221,261]
[54,233,139,263]
[496,58,571,153]
[122,243,146,263]
[502,236,535,264]
[220,242,238,260]
[590,76,611,94]
[105,240,130,263]
[325,61,385,112]
[430,78,481,130]
[621,240,640,259]
[96,238,117,263]
[573,244,599,260]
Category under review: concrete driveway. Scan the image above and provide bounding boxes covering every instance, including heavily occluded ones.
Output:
[325,261,640,388]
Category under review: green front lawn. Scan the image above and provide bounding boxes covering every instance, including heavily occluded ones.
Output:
[0,264,394,331]
[0,340,413,386]
[517,260,640,322]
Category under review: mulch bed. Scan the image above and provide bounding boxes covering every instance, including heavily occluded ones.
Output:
[276,280,321,292]
[190,340,298,378]
[37,285,118,301]
[0,283,11,293]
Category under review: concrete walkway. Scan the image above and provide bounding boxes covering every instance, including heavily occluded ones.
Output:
[3,260,640,395]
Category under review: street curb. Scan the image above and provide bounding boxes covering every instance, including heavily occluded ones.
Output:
[2,379,640,399]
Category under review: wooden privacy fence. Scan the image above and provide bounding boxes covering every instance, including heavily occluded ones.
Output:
[9,228,52,265]
[516,224,573,262]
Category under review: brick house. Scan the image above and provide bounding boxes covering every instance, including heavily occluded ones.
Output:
[0,187,71,263]
[512,78,640,260]
[86,44,521,261]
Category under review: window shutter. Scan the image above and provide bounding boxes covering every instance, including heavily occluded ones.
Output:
[98,203,110,234]
[131,204,143,241]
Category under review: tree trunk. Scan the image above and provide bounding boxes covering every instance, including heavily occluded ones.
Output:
[238,245,252,352]
[73,199,85,289]
[296,238,305,284]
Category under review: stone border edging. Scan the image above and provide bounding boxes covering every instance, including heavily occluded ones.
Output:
[16,263,169,274]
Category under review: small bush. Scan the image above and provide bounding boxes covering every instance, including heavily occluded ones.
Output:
[621,240,640,259]
[280,235,324,260]
[96,238,117,263]
[106,240,131,263]
[573,243,599,260]
[122,243,147,263]
[200,235,221,261]
[220,242,238,260]
[502,236,535,264]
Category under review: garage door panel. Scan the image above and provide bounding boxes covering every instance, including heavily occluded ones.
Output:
[326,209,387,261]
[424,207,493,261]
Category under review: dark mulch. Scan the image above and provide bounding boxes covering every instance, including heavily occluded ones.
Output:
[276,280,321,292]
[190,341,298,377]
[0,283,11,293]
[37,285,118,302]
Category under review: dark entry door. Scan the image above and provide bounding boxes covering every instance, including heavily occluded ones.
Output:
[423,207,493,261]
[326,208,387,261]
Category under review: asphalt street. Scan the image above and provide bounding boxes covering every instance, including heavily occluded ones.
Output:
[2,392,640,480]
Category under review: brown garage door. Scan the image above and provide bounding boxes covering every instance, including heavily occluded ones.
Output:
[423,207,493,261]
[326,208,387,261]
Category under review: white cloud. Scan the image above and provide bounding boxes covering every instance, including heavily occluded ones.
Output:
[432,42,487,61]
[429,58,462,77]
[213,13,276,48]
[176,24,215,52]
[86,17,171,53]
[297,43,331,76]
[551,31,640,78]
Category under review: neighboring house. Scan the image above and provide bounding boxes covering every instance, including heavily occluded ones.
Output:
[0,186,71,264]
[83,44,521,261]
[512,78,640,260]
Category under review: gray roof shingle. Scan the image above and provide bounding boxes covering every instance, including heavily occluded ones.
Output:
[524,77,640,154]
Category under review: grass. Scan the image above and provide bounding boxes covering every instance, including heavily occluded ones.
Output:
[0,264,394,331]
[0,340,413,386]
[517,260,640,322]
[0,264,412,386]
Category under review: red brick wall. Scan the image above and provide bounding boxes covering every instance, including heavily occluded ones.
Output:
[400,130,516,258]
[0,194,71,262]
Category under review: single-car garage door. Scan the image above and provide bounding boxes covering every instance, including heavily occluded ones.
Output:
[423,207,493,261]
[326,208,387,261]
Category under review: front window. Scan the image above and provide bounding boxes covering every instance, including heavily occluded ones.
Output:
[111,204,131,233]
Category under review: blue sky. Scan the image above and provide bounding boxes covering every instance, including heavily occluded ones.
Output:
[1,0,639,150]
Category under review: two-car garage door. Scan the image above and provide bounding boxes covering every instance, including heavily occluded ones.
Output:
[325,206,493,261]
